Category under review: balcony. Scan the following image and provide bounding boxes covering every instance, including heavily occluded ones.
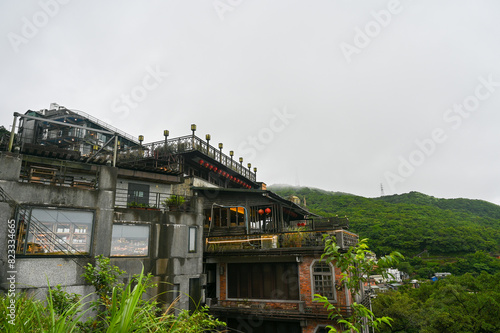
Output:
[122,135,256,181]
[114,187,194,212]
[207,298,353,320]
[205,229,358,254]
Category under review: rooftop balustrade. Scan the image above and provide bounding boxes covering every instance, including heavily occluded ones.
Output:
[126,135,256,182]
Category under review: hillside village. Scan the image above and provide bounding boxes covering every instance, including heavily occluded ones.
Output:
[1,104,365,333]
[1,104,499,332]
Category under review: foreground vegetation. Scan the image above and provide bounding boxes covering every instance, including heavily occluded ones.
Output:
[315,238,402,332]
[0,256,225,332]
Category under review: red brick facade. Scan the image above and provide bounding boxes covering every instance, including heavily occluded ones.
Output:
[215,255,350,332]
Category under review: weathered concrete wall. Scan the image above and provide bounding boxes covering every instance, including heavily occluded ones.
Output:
[110,199,205,311]
[0,153,22,181]
[0,155,116,293]
[0,154,205,312]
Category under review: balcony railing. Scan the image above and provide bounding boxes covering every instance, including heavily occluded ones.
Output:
[114,187,194,212]
[131,135,256,182]
[205,229,358,253]
[208,298,353,319]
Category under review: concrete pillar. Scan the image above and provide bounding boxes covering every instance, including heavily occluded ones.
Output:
[93,165,117,257]
[0,202,14,290]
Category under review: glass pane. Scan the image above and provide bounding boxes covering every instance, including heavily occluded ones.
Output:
[25,208,93,255]
[111,224,149,256]
[189,227,196,253]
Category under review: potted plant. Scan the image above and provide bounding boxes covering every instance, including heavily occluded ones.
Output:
[162,195,186,212]
[281,227,306,248]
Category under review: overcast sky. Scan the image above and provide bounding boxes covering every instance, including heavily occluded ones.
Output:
[1,0,500,205]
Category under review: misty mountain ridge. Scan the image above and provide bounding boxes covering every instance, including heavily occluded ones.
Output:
[269,184,500,256]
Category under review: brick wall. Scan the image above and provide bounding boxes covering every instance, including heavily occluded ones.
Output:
[216,255,352,331]
[298,256,350,308]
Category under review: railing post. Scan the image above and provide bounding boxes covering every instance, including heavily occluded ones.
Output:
[8,113,18,152]
[112,135,118,167]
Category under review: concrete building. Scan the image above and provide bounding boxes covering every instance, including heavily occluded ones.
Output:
[1,106,361,332]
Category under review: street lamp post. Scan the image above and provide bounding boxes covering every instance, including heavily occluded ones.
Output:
[206,134,211,154]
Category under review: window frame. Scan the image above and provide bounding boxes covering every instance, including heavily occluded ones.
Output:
[127,183,150,206]
[227,262,300,301]
[110,223,150,257]
[15,206,95,257]
[188,226,197,253]
[311,260,336,301]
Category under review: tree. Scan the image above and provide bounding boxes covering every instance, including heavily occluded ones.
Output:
[314,237,403,332]
[373,272,500,333]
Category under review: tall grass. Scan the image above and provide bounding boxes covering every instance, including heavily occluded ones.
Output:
[0,267,226,332]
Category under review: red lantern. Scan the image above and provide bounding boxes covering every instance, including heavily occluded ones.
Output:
[265,208,271,214]
[213,167,217,172]
[204,162,209,168]
[258,209,264,215]
[199,159,204,165]
[209,165,213,170]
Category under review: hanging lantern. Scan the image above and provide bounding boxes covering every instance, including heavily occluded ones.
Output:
[204,162,209,168]
[265,208,271,214]
[199,159,204,165]
[209,165,213,170]
[213,167,218,172]
[258,209,264,215]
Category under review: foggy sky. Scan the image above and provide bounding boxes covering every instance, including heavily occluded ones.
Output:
[1,0,500,204]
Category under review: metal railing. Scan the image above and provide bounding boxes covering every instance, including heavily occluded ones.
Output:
[18,164,98,190]
[205,229,358,252]
[209,299,354,319]
[114,187,194,212]
[135,135,256,181]
[70,109,139,144]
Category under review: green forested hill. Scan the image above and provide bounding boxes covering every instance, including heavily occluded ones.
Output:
[270,185,500,257]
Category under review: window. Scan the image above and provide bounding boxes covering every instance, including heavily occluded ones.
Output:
[16,207,94,255]
[188,227,197,253]
[127,183,150,206]
[312,261,335,300]
[111,224,149,256]
[227,262,299,300]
